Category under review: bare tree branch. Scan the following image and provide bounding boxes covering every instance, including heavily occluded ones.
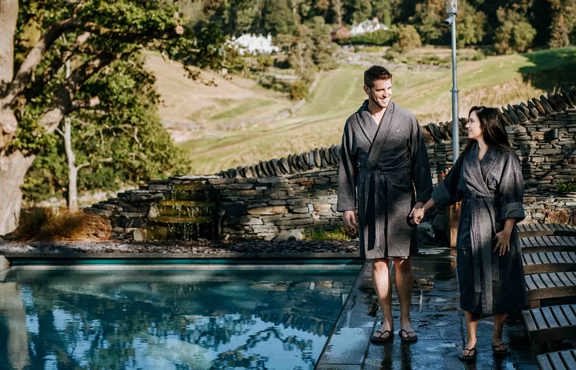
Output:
[3,18,77,104]
[77,162,90,170]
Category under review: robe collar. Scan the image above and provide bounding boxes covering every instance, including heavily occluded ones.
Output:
[463,143,497,197]
[356,100,395,144]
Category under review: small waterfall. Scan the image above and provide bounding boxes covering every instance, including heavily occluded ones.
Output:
[146,177,218,241]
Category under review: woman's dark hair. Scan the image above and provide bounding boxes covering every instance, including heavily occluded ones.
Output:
[364,65,392,88]
[465,106,511,152]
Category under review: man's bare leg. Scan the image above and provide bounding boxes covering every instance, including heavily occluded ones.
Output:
[372,259,393,332]
[394,258,417,341]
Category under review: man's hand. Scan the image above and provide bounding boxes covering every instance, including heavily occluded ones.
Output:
[343,210,358,233]
[409,202,425,225]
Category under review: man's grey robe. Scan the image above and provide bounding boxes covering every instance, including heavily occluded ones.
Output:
[432,143,526,315]
[337,101,432,259]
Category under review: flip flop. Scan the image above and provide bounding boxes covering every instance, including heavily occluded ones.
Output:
[398,328,418,343]
[370,327,393,344]
[492,342,509,357]
[458,346,477,362]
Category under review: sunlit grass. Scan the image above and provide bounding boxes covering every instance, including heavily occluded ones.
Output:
[179,47,576,175]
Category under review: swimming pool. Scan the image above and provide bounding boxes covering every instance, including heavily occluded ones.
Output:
[0,262,360,370]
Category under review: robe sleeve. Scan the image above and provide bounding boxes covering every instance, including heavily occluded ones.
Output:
[432,153,464,208]
[498,151,525,221]
[337,121,357,211]
[411,119,433,203]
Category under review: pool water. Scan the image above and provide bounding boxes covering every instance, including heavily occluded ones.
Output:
[0,265,359,370]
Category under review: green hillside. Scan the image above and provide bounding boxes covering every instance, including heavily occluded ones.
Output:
[169,47,576,175]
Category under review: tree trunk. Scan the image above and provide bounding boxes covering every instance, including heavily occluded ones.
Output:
[0,282,30,370]
[63,118,79,212]
[0,0,17,83]
[0,151,35,235]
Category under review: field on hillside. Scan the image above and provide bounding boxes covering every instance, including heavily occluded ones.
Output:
[146,47,576,175]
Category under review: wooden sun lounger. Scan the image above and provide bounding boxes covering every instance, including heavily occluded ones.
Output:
[521,236,576,253]
[518,224,576,237]
[525,272,576,307]
[522,251,576,274]
[537,349,576,370]
[522,304,576,351]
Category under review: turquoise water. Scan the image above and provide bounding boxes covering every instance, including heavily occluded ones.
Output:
[0,264,359,370]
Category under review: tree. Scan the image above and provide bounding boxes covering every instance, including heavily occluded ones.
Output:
[0,0,194,234]
[392,24,422,52]
[548,0,576,48]
[457,0,487,47]
[494,6,537,53]
[372,0,393,26]
[22,55,190,205]
[261,0,297,35]
[331,0,344,26]
[411,0,447,44]
[343,0,372,24]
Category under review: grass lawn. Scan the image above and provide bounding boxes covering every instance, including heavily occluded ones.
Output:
[173,47,576,175]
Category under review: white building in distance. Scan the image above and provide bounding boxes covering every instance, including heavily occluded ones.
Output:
[350,18,388,36]
[228,34,280,55]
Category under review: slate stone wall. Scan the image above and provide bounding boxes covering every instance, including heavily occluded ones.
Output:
[89,90,576,241]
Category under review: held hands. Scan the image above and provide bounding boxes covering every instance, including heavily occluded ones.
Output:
[493,229,511,256]
[409,202,425,225]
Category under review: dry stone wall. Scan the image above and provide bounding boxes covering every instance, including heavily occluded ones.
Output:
[89,89,576,241]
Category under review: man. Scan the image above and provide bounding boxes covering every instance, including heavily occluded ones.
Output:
[337,65,432,343]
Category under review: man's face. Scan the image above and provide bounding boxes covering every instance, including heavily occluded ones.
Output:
[364,78,392,109]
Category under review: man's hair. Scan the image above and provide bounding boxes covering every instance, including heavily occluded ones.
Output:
[364,65,392,88]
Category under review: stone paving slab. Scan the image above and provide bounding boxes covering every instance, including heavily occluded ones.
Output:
[316,254,539,370]
[316,264,374,368]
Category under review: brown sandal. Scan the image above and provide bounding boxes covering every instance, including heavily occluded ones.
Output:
[458,347,477,362]
[370,326,393,344]
[398,328,418,343]
[492,342,509,357]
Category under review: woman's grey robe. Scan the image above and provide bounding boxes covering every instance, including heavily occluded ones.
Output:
[337,101,432,259]
[432,143,526,315]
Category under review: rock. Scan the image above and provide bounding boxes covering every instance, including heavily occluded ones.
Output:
[0,256,9,271]
[274,229,305,241]
[247,206,288,215]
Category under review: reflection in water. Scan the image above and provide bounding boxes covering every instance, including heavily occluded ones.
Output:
[1,267,357,369]
[378,342,413,370]
[0,282,29,370]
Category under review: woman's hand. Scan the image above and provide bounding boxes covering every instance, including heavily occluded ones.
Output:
[493,229,511,256]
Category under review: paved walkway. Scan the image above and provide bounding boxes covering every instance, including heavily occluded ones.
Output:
[316,250,537,370]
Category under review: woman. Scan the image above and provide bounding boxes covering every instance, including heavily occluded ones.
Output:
[411,106,526,361]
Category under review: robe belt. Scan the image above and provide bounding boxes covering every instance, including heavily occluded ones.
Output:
[358,165,411,251]
[358,168,390,251]
[466,193,497,314]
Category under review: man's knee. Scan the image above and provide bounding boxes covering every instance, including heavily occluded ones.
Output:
[373,259,390,273]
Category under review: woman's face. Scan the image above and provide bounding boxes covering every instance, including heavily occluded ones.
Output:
[466,110,483,141]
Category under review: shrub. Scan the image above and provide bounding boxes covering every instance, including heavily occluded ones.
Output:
[391,25,422,53]
[303,225,353,241]
[338,29,396,46]
[557,182,576,193]
[10,208,112,241]
[289,79,311,100]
